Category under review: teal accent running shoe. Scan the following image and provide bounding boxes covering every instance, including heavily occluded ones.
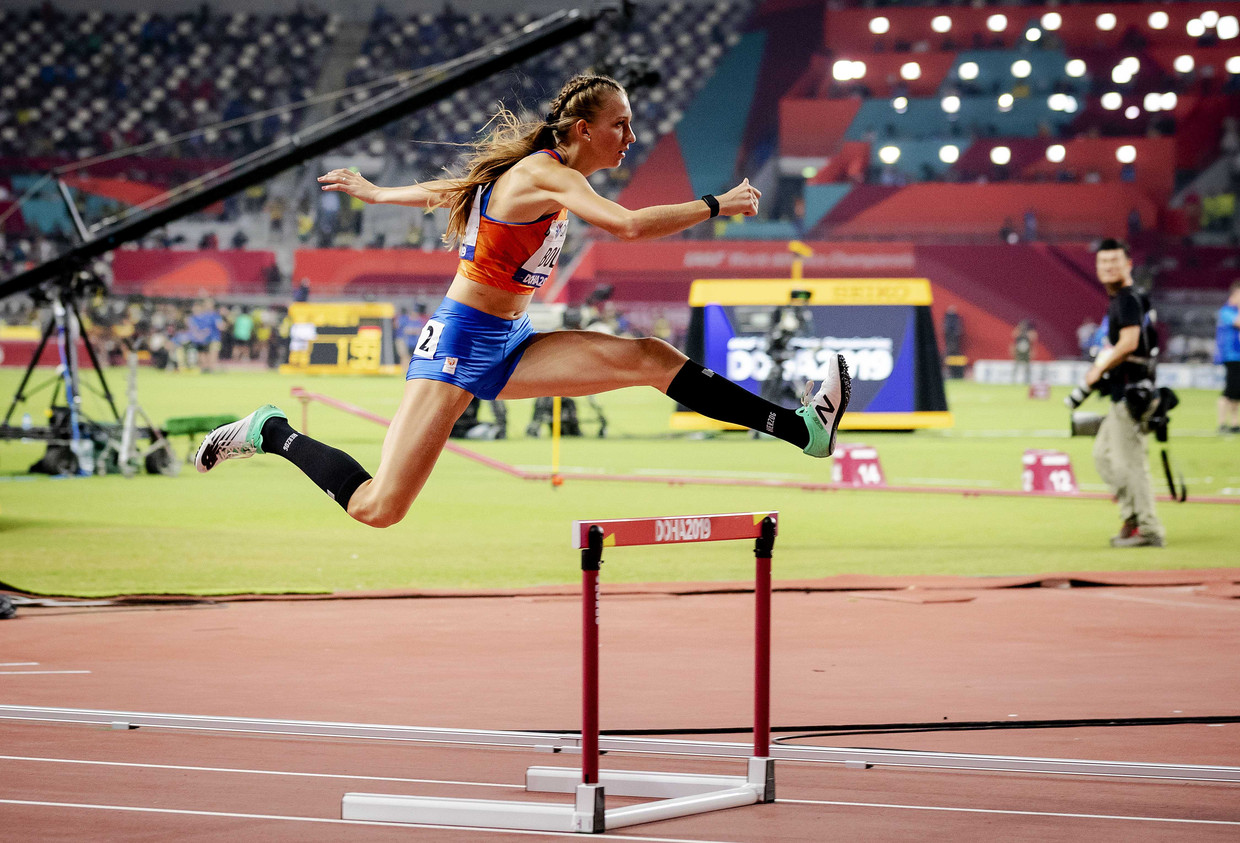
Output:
[194,404,286,473]
[795,353,851,458]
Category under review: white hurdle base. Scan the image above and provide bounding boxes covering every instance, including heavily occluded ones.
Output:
[342,758,774,834]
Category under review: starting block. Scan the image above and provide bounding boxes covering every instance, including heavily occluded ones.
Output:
[344,511,779,834]
[831,444,885,487]
[1022,449,1078,493]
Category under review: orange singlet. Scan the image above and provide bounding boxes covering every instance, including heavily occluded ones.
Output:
[456,149,570,295]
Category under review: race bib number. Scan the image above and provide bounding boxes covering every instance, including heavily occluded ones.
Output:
[413,319,445,359]
[512,219,569,288]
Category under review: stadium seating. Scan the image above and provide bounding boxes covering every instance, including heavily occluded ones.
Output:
[776,1,1239,241]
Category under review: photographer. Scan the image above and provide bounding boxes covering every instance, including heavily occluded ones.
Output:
[1066,238,1165,547]
[761,289,814,409]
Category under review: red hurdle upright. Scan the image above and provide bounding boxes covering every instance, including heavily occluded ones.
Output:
[343,511,780,834]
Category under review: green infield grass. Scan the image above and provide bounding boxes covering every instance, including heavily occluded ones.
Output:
[0,366,1236,596]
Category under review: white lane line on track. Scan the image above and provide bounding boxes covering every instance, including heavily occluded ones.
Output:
[0,670,91,675]
[0,663,40,667]
[1089,592,1240,611]
[0,755,523,788]
[0,799,740,843]
[778,798,1240,826]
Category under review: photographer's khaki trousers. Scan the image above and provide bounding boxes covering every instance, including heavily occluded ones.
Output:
[1093,401,1163,538]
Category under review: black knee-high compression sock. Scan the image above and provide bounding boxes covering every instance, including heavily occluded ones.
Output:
[260,417,371,510]
[665,360,809,450]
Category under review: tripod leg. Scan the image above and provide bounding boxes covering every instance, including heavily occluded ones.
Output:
[3,315,54,426]
[69,298,120,421]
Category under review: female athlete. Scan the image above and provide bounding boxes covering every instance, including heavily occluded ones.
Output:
[196,74,849,527]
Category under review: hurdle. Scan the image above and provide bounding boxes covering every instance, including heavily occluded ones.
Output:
[342,510,779,833]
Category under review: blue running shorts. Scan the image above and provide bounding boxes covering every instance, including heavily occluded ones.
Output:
[404,297,538,400]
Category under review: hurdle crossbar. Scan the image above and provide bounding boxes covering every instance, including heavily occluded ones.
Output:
[343,511,779,834]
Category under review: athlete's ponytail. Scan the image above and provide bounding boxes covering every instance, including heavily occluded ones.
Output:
[442,74,623,246]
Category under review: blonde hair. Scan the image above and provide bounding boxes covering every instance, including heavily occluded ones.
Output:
[441,74,623,245]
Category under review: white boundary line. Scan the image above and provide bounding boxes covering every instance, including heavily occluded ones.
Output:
[0,799,739,843]
[0,670,91,675]
[0,662,40,667]
[0,755,522,789]
[779,797,1240,826]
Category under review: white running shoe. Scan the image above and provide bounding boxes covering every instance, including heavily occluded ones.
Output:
[794,354,851,458]
[194,405,286,473]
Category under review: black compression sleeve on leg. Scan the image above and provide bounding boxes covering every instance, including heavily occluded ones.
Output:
[665,360,809,450]
[261,417,372,511]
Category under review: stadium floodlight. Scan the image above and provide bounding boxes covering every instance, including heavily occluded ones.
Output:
[1112,66,1133,85]
[1148,11,1170,30]
[1066,59,1087,78]
[1096,13,1117,31]
[1143,92,1162,112]
[1219,16,1239,40]
[1046,144,1066,163]
[1101,91,1123,110]
[939,144,960,164]
[1202,11,1220,28]
[1228,56,1240,74]
[1026,28,1042,43]
[869,16,890,35]
[1187,19,1206,38]
[1174,54,1195,73]
[990,146,1011,166]
[1063,95,1079,113]
[878,145,900,164]
[1125,105,1140,119]
[941,94,961,114]
[1116,145,1137,164]
[931,15,952,34]
[1011,59,1032,78]
[1160,92,1178,111]
[892,96,909,113]
[987,14,1007,33]
[1041,12,1062,31]
[997,92,1014,111]
[832,59,854,81]
[901,61,921,81]
[1121,56,1141,74]
[959,61,979,81]
[1048,93,1067,111]
[851,60,867,79]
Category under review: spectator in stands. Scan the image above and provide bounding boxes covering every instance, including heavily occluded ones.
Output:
[1216,280,1240,434]
[233,307,256,362]
[187,298,222,372]
[293,278,311,302]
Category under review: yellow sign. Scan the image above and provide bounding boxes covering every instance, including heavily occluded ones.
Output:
[280,302,400,375]
[689,278,933,307]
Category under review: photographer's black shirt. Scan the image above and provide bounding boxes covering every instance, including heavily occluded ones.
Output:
[1105,286,1153,402]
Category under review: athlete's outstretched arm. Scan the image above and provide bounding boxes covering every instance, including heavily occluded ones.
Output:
[317,168,463,209]
[530,163,760,241]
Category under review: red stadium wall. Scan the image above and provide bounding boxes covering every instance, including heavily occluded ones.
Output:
[292,248,460,296]
[567,240,1103,361]
[778,98,861,157]
[111,249,276,296]
[826,183,1158,240]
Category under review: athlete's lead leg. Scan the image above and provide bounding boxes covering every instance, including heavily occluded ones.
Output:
[500,331,848,455]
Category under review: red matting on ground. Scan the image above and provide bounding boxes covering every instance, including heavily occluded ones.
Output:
[1,583,1238,841]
